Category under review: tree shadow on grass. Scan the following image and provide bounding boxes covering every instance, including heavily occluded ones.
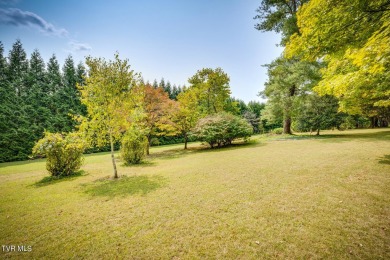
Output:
[148,139,266,160]
[84,175,167,198]
[318,130,390,143]
[148,146,205,160]
[378,154,390,165]
[121,160,157,167]
[263,130,390,144]
[33,170,87,187]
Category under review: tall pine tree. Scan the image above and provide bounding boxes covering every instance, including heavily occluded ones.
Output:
[26,49,52,138]
[1,40,34,161]
[46,54,64,132]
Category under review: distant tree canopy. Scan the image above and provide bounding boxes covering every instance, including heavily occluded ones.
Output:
[1,31,384,164]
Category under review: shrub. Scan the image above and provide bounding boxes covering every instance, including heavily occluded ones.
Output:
[191,113,253,148]
[32,132,87,177]
[271,128,284,135]
[121,128,148,164]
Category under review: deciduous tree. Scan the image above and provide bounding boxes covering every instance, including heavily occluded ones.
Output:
[261,57,322,134]
[172,89,200,149]
[188,67,231,115]
[254,0,308,46]
[78,54,139,178]
[142,84,177,155]
[285,0,390,121]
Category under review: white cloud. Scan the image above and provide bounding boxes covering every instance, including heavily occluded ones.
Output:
[0,8,68,37]
[69,41,92,52]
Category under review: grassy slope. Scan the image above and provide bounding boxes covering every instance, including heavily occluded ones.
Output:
[0,129,389,259]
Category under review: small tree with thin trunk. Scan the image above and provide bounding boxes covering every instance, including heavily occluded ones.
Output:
[172,89,200,149]
[78,53,139,178]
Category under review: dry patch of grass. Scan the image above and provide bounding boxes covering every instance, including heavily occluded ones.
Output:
[0,128,389,259]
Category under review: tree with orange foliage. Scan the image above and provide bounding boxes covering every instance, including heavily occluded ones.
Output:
[142,84,177,155]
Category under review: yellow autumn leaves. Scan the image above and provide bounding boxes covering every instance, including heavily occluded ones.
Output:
[285,0,390,114]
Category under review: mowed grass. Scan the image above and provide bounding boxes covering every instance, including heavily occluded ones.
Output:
[0,129,389,259]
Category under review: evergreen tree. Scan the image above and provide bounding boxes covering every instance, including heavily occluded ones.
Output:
[25,49,51,138]
[46,54,62,95]
[0,42,14,161]
[159,78,165,89]
[165,81,172,97]
[171,85,181,100]
[58,55,82,131]
[152,79,158,89]
[8,39,28,97]
[46,54,63,132]
[1,40,33,161]
[255,1,310,134]
[76,61,86,86]
[75,62,87,116]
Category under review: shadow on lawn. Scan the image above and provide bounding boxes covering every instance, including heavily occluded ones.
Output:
[84,175,167,198]
[148,140,265,160]
[318,130,390,143]
[33,170,87,187]
[122,160,157,167]
[378,154,390,165]
[266,129,390,143]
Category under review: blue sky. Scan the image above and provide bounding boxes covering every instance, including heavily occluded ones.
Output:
[0,0,283,102]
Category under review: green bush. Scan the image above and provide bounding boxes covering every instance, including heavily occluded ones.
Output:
[271,128,284,135]
[32,132,87,177]
[191,113,253,148]
[121,128,148,164]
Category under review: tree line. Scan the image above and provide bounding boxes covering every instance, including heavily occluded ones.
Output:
[2,16,386,164]
[0,40,265,163]
[0,40,85,162]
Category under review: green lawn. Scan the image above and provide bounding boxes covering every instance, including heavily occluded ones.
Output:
[1,128,389,259]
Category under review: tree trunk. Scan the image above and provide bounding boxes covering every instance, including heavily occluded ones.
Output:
[184,134,188,149]
[146,135,151,155]
[370,116,379,128]
[283,85,295,135]
[110,132,118,179]
[316,128,320,136]
[283,117,292,135]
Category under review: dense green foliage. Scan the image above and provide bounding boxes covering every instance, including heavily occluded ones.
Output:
[270,127,284,135]
[294,95,343,135]
[188,67,233,115]
[191,113,253,148]
[254,0,308,46]
[254,0,388,133]
[32,132,86,176]
[285,0,390,125]
[0,40,86,162]
[120,128,147,165]
[260,57,322,134]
